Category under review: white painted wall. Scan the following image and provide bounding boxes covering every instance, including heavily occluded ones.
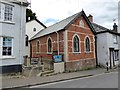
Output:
[26,20,45,40]
[97,33,108,66]
[97,32,119,67]
[0,1,26,66]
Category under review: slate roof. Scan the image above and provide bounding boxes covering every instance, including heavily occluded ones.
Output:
[31,11,95,40]
[92,23,120,35]
[92,23,109,33]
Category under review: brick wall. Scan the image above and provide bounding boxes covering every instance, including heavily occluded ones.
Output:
[30,15,96,71]
[31,31,64,60]
[65,15,96,71]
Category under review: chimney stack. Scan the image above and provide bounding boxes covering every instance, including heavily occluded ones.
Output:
[88,14,93,22]
[113,23,118,33]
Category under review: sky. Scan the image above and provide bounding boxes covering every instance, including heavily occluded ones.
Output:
[27,0,119,30]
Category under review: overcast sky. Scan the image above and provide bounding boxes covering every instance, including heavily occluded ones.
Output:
[28,0,119,29]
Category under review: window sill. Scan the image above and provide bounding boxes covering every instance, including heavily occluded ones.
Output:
[36,52,40,54]
[47,52,53,54]
[72,52,81,54]
[0,20,15,24]
[0,56,16,60]
[85,51,91,54]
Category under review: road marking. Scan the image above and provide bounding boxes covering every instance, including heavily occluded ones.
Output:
[30,71,118,88]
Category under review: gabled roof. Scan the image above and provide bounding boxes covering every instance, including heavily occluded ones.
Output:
[92,23,120,35]
[26,18,47,28]
[30,10,95,40]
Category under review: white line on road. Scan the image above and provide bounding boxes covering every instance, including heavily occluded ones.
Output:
[30,71,118,88]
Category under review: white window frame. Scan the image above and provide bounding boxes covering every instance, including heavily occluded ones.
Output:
[113,35,117,44]
[79,20,84,27]
[2,37,13,56]
[84,36,91,53]
[72,34,81,53]
[114,50,119,61]
[47,37,53,54]
[0,2,14,22]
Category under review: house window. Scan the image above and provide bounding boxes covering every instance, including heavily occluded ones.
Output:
[79,20,84,27]
[114,50,119,61]
[33,28,36,32]
[73,35,80,52]
[85,37,90,52]
[36,40,40,53]
[113,35,117,44]
[2,37,12,56]
[48,38,52,53]
[4,4,13,21]
[0,3,14,22]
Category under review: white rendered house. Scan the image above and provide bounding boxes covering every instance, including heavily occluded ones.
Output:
[93,23,120,68]
[0,0,28,73]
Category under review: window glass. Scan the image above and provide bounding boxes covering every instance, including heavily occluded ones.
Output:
[2,37,12,56]
[36,41,40,52]
[113,35,117,43]
[114,50,119,61]
[48,38,52,53]
[85,37,90,52]
[4,4,13,21]
[73,35,79,52]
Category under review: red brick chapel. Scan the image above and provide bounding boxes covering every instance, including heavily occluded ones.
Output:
[30,10,96,71]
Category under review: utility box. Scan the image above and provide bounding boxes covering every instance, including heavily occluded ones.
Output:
[54,62,64,73]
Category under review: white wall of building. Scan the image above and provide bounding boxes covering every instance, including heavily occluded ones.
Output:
[26,20,45,40]
[97,33,108,66]
[0,1,26,67]
[97,32,119,67]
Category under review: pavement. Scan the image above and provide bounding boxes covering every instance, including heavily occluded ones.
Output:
[1,68,118,89]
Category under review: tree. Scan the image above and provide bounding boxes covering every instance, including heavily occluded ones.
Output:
[26,8,36,22]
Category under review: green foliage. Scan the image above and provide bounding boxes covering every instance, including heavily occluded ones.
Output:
[26,8,36,22]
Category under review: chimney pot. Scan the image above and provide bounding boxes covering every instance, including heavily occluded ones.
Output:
[88,14,93,22]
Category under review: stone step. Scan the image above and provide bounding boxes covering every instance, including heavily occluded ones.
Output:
[37,70,54,76]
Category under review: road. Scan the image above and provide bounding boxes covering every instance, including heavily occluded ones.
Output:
[30,71,118,88]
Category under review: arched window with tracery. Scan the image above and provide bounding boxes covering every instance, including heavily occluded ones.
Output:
[85,37,90,52]
[73,35,80,52]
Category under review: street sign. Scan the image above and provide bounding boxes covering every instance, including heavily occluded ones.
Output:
[31,58,39,65]
[53,55,62,63]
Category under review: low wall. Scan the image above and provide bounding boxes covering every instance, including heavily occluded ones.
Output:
[65,59,96,71]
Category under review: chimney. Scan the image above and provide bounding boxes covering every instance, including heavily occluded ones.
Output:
[88,14,93,22]
[113,23,118,33]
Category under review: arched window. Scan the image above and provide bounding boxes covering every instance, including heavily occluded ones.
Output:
[73,35,80,52]
[85,37,90,52]
[48,38,52,53]
[79,20,84,27]
[36,40,40,52]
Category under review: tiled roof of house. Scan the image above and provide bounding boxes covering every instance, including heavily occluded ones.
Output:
[92,23,120,35]
[31,11,95,40]
[92,23,109,33]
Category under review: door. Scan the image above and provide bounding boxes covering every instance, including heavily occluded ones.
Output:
[109,48,115,69]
